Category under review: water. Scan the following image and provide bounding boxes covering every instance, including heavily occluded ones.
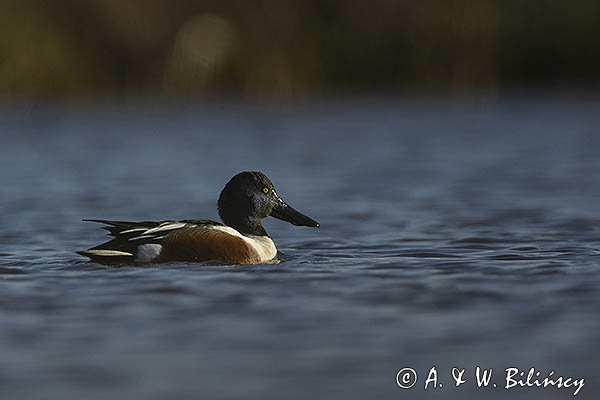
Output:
[1,97,599,399]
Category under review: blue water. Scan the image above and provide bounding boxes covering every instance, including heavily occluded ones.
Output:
[1,97,599,399]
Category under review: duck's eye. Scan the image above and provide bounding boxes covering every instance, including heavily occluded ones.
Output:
[262,187,269,194]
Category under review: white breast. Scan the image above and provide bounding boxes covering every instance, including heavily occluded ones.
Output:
[244,235,278,262]
[211,226,277,262]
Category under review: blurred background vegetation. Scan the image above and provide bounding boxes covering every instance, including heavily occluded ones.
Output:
[1,0,599,100]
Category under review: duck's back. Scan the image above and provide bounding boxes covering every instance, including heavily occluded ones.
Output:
[78,219,275,265]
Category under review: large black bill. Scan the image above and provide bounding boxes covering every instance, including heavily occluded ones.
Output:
[270,202,320,228]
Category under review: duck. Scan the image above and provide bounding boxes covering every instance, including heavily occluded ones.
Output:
[77,171,319,265]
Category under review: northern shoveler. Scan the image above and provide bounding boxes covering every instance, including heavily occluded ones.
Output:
[78,171,319,265]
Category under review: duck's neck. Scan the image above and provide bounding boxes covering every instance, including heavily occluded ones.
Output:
[225,216,268,237]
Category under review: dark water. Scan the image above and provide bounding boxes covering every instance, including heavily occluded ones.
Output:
[1,97,599,399]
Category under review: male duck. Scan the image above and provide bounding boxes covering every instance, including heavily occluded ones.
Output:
[78,171,319,264]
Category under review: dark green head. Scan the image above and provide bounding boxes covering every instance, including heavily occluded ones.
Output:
[217,171,319,236]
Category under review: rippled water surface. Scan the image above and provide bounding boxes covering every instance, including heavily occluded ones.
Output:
[1,97,599,399]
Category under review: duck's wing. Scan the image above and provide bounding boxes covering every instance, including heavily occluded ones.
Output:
[78,219,220,263]
[77,219,257,264]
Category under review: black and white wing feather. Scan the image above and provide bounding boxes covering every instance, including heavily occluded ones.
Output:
[77,219,223,263]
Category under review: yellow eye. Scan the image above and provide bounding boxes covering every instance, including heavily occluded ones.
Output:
[262,187,269,194]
